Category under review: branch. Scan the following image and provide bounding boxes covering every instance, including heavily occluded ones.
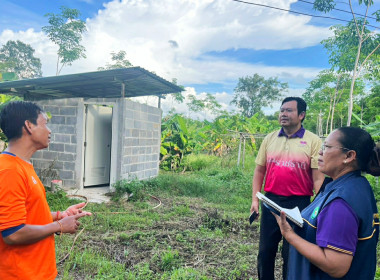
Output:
[358,42,380,74]
[360,3,370,36]
[362,32,372,44]
[349,0,362,40]
[57,62,66,76]
[55,57,60,76]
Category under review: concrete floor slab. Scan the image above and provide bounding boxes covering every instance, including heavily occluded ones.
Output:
[66,186,111,204]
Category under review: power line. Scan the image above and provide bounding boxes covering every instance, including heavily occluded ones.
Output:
[230,0,380,30]
[298,0,378,21]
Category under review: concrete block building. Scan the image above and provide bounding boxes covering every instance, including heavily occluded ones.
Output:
[0,67,182,190]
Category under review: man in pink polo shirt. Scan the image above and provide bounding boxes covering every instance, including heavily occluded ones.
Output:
[250,97,325,280]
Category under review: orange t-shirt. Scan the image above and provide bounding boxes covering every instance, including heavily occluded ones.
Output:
[0,154,57,280]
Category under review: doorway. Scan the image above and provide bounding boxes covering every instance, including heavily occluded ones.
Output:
[83,104,113,187]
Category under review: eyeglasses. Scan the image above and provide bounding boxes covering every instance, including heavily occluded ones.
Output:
[321,144,351,153]
[280,108,295,113]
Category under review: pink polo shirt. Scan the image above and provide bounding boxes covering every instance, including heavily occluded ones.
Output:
[256,128,321,196]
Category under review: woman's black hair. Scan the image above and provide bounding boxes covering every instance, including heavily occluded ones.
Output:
[336,127,380,176]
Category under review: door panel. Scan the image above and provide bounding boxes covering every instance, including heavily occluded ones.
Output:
[84,105,112,187]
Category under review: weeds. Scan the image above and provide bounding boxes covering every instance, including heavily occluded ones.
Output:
[182,154,221,171]
[157,247,182,271]
[49,166,259,279]
[112,178,146,201]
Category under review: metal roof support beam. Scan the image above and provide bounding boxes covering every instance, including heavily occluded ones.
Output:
[114,77,126,98]
[121,82,125,98]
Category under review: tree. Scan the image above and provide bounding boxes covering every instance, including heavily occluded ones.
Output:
[0,61,12,76]
[160,114,207,170]
[0,40,42,79]
[303,71,360,134]
[187,93,222,117]
[313,0,380,125]
[0,72,18,82]
[169,78,185,104]
[97,54,186,110]
[231,74,288,118]
[160,78,185,111]
[42,6,87,75]
[360,83,380,123]
[97,50,133,70]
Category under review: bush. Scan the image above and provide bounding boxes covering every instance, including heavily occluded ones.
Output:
[112,178,146,201]
[182,154,220,171]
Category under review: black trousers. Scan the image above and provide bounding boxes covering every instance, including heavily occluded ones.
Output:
[257,193,310,280]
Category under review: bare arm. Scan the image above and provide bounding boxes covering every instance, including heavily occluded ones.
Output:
[250,164,266,215]
[3,212,90,245]
[312,168,325,194]
[274,212,353,278]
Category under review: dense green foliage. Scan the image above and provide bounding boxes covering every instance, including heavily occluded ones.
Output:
[231,73,288,118]
[0,40,42,79]
[159,113,277,170]
[301,70,369,134]
[187,93,223,117]
[313,0,380,125]
[321,20,380,75]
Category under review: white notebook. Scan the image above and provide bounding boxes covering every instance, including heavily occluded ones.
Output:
[256,192,304,227]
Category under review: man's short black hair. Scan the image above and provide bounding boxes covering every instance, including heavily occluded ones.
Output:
[0,101,43,141]
[281,97,307,122]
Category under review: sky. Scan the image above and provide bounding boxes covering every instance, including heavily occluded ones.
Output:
[1,0,379,119]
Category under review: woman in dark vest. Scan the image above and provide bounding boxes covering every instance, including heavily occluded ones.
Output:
[274,127,380,280]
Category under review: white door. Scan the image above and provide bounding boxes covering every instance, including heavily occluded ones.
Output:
[83,104,112,187]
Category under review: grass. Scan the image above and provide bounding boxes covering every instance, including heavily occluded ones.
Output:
[47,153,380,280]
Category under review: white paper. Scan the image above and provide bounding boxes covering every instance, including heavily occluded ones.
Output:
[256,192,303,227]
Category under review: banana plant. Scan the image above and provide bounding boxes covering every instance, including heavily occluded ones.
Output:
[161,114,205,170]
[160,111,282,170]
[363,115,380,137]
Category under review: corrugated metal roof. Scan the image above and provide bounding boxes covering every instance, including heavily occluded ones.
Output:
[0,67,183,100]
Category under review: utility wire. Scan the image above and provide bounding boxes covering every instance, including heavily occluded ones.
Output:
[231,0,380,30]
[298,0,378,21]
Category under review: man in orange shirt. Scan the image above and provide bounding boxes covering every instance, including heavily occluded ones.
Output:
[0,101,91,279]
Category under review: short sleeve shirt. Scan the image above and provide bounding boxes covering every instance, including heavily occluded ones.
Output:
[316,198,359,255]
[0,154,57,280]
[255,128,321,196]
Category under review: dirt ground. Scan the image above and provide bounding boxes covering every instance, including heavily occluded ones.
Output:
[57,195,285,279]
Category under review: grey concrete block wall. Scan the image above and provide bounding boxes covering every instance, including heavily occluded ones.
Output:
[28,97,162,189]
[120,99,161,181]
[31,98,80,187]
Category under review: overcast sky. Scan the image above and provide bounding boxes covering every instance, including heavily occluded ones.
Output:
[1,0,378,119]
